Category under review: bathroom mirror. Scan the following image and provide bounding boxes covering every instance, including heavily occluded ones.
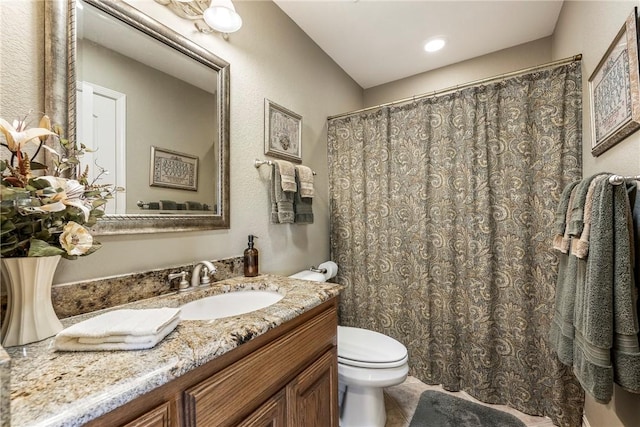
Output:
[44,0,230,234]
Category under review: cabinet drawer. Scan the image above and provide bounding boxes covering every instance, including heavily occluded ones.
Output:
[183,306,337,427]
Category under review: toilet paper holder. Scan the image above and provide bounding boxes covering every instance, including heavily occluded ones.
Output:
[309,266,328,274]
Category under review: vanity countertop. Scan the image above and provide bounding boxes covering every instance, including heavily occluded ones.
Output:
[5,274,342,427]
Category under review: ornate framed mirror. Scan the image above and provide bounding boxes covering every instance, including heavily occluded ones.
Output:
[44,0,230,234]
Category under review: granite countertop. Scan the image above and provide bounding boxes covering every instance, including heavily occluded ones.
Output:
[5,274,342,427]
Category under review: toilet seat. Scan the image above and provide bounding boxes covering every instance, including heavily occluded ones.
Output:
[337,326,408,369]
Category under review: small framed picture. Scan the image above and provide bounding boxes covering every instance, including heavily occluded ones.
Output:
[264,98,302,163]
[589,7,640,156]
[150,146,198,191]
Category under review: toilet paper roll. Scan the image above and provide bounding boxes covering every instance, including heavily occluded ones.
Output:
[317,261,338,280]
[289,261,339,282]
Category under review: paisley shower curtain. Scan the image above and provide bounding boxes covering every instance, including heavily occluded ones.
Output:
[328,62,583,427]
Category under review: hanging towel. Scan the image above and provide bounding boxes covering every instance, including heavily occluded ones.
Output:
[611,182,640,396]
[560,184,580,254]
[632,187,640,334]
[295,165,315,198]
[572,179,640,402]
[270,165,295,224]
[54,308,180,351]
[294,168,314,224]
[549,183,582,365]
[275,160,297,192]
[553,180,580,251]
[567,173,607,236]
[573,175,608,259]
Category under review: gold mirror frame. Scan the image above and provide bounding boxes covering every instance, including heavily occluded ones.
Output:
[44,0,230,235]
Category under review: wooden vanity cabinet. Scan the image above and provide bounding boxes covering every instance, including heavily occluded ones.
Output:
[122,402,173,427]
[286,348,338,426]
[86,298,338,427]
[236,390,286,427]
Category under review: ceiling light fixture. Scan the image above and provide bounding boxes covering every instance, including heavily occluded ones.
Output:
[160,0,243,40]
[202,0,243,34]
[424,38,446,53]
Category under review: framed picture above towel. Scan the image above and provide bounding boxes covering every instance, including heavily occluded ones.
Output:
[589,7,640,157]
[264,98,302,163]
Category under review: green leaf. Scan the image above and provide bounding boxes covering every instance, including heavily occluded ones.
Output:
[92,199,107,208]
[0,235,18,248]
[27,238,65,257]
[30,161,47,170]
[1,185,30,200]
[0,220,16,235]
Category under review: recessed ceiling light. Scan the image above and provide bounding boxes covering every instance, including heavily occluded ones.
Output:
[424,38,446,53]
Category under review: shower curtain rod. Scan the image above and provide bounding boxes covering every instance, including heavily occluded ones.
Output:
[327,54,582,121]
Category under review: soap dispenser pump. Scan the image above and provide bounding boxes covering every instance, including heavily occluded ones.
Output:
[244,235,259,277]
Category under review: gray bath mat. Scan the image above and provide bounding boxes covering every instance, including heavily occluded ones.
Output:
[408,390,526,427]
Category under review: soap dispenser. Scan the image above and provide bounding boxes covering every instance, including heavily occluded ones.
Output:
[244,235,259,277]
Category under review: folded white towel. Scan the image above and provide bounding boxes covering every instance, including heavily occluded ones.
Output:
[54,308,180,352]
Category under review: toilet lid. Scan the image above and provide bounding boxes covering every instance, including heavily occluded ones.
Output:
[337,326,408,368]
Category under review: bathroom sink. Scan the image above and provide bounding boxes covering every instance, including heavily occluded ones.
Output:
[179,290,284,320]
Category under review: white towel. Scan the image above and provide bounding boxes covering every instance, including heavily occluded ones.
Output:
[54,308,180,351]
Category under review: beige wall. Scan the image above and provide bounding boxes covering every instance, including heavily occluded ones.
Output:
[553,0,640,187]
[553,1,640,426]
[363,37,552,108]
[0,1,43,119]
[0,0,362,283]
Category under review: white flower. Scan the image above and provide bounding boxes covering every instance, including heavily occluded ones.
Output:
[35,176,91,221]
[59,221,93,256]
[0,117,55,153]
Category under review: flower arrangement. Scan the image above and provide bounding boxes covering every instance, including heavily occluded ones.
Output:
[0,112,116,258]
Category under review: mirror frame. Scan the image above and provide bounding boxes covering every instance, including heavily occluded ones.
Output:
[44,0,230,235]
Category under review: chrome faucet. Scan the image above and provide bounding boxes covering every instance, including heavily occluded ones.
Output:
[191,261,217,287]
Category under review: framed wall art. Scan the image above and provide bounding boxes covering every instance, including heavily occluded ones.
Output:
[589,7,640,156]
[264,98,302,163]
[150,146,198,191]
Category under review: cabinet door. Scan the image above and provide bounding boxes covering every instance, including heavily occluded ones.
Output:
[237,390,286,427]
[286,348,338,427]
[122,401,173,427]
[183,308,336,427]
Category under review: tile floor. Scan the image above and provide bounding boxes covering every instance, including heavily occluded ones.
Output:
[384,376,556,427]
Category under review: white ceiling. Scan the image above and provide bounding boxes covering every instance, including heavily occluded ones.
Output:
[273,0,564,89]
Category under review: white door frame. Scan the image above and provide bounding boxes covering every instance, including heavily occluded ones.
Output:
[77,81,127,214]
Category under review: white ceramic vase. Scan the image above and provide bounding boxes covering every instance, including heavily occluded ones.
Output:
[1,255,64,347]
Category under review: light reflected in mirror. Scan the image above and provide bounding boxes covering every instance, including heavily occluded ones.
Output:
[45,0,230,234]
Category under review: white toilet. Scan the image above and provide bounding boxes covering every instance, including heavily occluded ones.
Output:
[289,264,408,427]
[337,326,409,427]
